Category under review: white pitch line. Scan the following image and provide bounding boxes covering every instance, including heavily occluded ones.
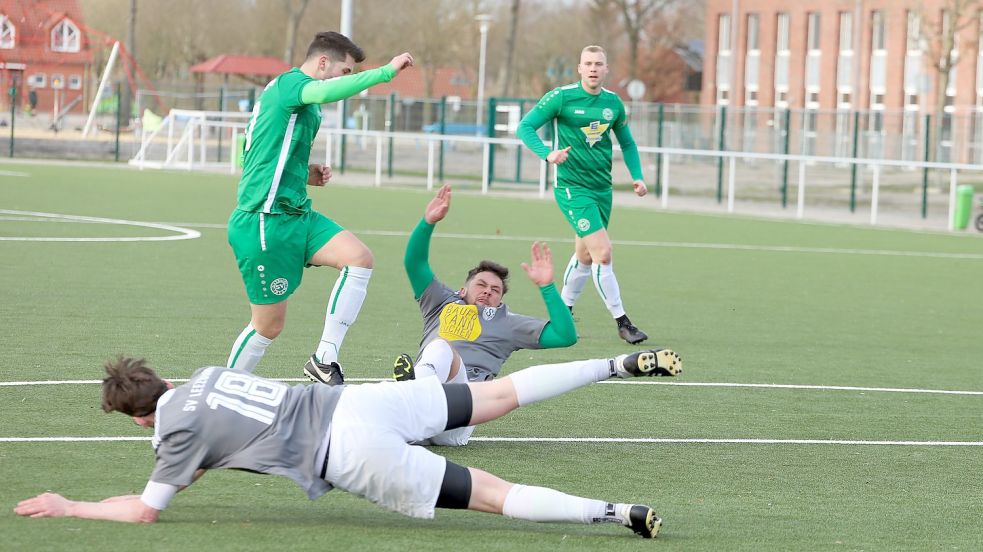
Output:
[0,210,200,242]
[0,170,30,177]
[1,436,980,447]
[471,437,983,446]
[2,378,981,396]
[19,217,980,259]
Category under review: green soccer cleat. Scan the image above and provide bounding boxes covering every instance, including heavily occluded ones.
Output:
[622,504,662,538]
[393,353,415,382]
[612,349,682,378]
[304,355,345,385]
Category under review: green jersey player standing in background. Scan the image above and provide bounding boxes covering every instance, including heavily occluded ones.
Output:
[226,32,413,383]
[516,45,649,345]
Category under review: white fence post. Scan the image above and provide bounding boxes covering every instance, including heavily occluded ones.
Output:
[427,139,435,191]
[869,165,881,225]
[660,155,670,208]
[375,134,383,187]
[796,162,806,219]
[727,155,736,213]
[947,169,958,231]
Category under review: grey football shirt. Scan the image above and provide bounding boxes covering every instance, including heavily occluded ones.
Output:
[150,367,342,499]
[418,279,547,381]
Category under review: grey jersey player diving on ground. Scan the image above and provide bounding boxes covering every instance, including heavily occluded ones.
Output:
[15,354,679,538]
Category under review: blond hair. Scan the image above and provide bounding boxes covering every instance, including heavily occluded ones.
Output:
[581,45,606,56]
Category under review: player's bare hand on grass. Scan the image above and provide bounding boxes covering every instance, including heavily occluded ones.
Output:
[521,241,554,287]
[308,164,332,187]
[547,146,571,165]
[15,492,70,518]
[633,180,647,197]
[425,184,451,224]
[389,52,414,73]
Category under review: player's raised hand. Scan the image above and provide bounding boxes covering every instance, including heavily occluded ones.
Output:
[424,184,451,224]
[389,52,414,74]
[521,241,554,287]
[14,492,70,518]
[546,146,571,165]
[308,164,332,187]
[632,180,647,197]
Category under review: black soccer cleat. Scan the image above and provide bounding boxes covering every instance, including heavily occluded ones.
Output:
[623,504,662,538]
[617,322,649,345]
[613,349,682,378]
[393,353,415,382]
[304,354,345,385]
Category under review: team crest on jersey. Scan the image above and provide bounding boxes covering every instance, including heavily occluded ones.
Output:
[270,278,289,296]
[438,303,483,341]
[577,218,591,232]
[602,108,614,121]
[580,121,610,147]
[482,306,498,321]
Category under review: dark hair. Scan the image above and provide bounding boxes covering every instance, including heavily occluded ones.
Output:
[465,260,509,295]
[305,31,365,63]
[101,357,169,417]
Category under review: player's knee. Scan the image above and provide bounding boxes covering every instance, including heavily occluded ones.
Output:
[592,248,612,265]
[251,316,285,339]
[347,246,374,269]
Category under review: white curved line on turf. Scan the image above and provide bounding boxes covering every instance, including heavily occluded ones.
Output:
[1,436,980,446]
[0,170,30,177]
[0,210,200,242]
[2,377,981,396]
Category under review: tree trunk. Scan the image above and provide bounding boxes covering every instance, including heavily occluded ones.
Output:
[500,0,521,96]
[284,0,311,66]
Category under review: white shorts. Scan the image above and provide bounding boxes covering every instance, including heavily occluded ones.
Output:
[324,378,451,519]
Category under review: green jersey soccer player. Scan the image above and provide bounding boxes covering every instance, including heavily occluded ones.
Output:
[226,32,413,383]
[516,45,649,345]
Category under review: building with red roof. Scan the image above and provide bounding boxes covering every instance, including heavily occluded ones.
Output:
[0,0,94,115]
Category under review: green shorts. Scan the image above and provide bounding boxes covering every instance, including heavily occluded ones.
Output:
[227,209,344,305]
[554,185,612,237]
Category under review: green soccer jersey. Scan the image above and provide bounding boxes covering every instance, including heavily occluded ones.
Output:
[237,66,394,214]
[516,82,644,191]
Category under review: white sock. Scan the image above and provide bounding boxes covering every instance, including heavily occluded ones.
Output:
[316,266,372,364]
[502,484,620,524]
[415,339,455,382]
[593,262,626,318]
[226,325,273,373]
[508,359,613,406]
[560,255,591,307]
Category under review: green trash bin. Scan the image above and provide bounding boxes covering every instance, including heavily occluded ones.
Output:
[235,134,247,168]
[954,185,974,230]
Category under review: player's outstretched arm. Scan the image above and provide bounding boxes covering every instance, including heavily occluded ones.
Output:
[299,52,413,105]
[14,492,160,523]
[405,185,451,298]
[520,242,576,348]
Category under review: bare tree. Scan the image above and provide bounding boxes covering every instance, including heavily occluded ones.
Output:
[592,0,679,80]
[918,0,983,159]
[284,0,312,65]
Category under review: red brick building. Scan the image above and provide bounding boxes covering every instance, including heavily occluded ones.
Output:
[0,0,93,115]
[702,0,982,115]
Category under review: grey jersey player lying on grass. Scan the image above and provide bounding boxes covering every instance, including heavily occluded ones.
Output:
[393,184,577,445]
[15,346,681,538]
